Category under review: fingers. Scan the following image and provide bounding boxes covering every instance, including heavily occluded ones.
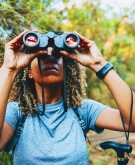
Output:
[28,50,48,61]
[76,44,89,53]
[8,30,28,45]
[18,44,24,52]
[73,31,90,44]
[60,51,77,61]
[9,29,38,46]
[74,31,96,49]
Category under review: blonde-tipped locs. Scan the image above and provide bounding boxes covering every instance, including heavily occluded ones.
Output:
[9,60,87,115]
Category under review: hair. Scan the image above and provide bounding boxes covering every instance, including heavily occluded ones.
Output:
[9,31,87,115]
[9,60,87,115]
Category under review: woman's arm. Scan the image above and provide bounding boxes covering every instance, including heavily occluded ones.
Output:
[61,31,135,132]
[96,69,135,131]
[0,67,17,150]
[0,31,47,150]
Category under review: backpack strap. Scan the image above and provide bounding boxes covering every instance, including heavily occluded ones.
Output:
[4,114,27,153]
[73,108,91,144]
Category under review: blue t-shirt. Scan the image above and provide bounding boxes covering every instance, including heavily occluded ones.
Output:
[4,99,106,165]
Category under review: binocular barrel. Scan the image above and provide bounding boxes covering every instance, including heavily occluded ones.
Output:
[23,31,80,55]
[100,141,132,165]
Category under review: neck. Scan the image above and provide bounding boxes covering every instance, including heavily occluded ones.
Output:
[35,83,62,104]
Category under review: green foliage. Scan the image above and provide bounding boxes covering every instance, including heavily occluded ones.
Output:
[93,159,106,165]
[0,151,12,165]
[0,0,135,164]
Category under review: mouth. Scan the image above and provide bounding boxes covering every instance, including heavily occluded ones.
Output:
[43,66,58,72]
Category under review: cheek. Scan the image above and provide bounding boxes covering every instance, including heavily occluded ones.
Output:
[58,58,64,74]
[30,58,64,84]
[59,64,64,78]
[30,59,42,82]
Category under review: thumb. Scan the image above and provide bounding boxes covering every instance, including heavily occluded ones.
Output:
[60,50,77,61]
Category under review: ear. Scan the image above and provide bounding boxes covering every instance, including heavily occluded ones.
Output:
[28,69,33,79]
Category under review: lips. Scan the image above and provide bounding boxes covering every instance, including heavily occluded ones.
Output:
[43,65,58,72]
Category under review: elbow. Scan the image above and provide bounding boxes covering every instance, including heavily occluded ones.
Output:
[0,145,3,152]
[131,114,135,132]
[132,125,135,132]
[130,121,135,132]
[0,137,5,152]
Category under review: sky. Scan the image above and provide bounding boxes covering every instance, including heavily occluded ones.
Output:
[100,0,134,8]
[100,0,135,18]
[52,0,135,22]
[53,0,135,17]
[68,0,135,9]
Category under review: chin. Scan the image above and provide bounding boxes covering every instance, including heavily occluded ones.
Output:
[42,76,63,85]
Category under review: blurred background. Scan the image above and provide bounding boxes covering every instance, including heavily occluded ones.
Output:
[0,0,135,164]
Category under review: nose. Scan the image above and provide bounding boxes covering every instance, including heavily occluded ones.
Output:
[47,47,53,55]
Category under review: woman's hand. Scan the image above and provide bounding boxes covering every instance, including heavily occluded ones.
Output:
[60,31,107,72]
[3,31,47,74]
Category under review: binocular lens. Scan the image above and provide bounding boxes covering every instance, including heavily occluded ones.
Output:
[66,36,78,47]
[25,36,38,46]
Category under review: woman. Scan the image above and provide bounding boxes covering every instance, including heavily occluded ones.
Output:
[0,31,134,165]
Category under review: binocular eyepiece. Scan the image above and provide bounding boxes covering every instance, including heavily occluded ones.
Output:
[23,31,80,58]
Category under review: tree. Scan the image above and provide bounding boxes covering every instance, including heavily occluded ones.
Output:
[0,0,135,164]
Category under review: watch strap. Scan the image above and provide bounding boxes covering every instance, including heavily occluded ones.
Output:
[96,62,114,79]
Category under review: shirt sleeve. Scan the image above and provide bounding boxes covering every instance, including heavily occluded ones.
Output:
[78,99,107,134]
[4,102,20,130]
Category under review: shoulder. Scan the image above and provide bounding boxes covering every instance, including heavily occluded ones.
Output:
[7,101,19,108]
[77,99,107,133]
[77,99,107,122]
[80,99,107,111]
[6,101,20,114]
[5,102,21,128]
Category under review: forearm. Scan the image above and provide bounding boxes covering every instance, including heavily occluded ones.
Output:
[0,65,17,133]
[102,69,135,128]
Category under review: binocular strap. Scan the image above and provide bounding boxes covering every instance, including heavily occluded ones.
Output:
[37,56,68,114]
[38,58,46,115]
[120,87,133,145]
[63,56,67,112]
[100,87,133,165]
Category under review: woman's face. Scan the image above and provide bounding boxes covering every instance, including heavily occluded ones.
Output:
[30,54,64,86]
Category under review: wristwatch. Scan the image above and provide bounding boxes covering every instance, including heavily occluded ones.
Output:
[96,62,114,79]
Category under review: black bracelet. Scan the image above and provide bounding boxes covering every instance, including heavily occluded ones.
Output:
[96,62,114,79]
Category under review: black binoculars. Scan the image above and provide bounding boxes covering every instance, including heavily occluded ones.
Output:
[23,31,80,58]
